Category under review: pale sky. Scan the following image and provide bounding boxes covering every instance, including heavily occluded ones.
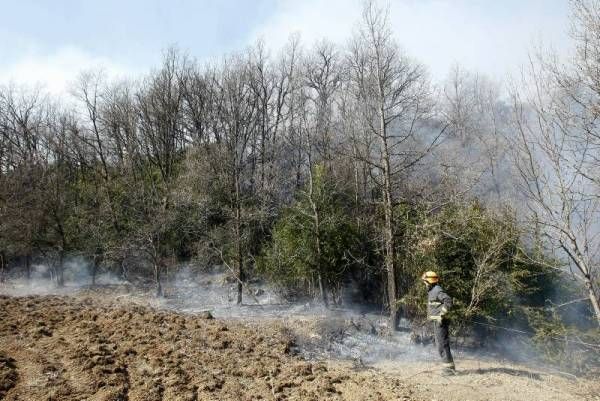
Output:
[0,0,572,94]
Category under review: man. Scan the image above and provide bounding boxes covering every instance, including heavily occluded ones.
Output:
[422,271,455,375]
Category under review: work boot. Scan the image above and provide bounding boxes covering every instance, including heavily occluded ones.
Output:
[441,362,456,376]
[441,367,456,376]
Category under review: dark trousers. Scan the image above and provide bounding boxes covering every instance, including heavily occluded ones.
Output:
[433,319,454,366]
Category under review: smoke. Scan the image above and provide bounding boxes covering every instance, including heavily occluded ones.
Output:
[0,256,126,297]
[291,314,438,364]
[0,260,566,371]
[162,265,526,367]
[159,264,291,318]
[153,265,478,365]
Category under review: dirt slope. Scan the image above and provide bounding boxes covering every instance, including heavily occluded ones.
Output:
[271,315,600,401]
[373,359,599,401]
[0,295,419,401]
[0,294,598,401]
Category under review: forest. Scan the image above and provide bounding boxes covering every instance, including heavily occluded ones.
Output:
[1,0,600,372]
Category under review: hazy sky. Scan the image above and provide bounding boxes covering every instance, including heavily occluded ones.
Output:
[0,0,572,94]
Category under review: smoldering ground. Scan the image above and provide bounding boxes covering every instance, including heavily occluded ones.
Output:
[0,256,127,297]
[1,259,596,380]
[4,260,559,370]
[2,265,599,401]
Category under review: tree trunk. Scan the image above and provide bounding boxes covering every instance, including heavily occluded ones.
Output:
[317,272,328,307]
[56,250,65,287]
[584,276,600,327]
[91,254,99,287]
[353,160,360,206]
[564,243,600,327]
[0,252,5,283]
[235,172,243,305]
[380,109,399,330]
[119,258,128,280]
[307,150,328,307]
[25,253,31,280]
[311,195,328,307]
[383,187,398,330]
[260,120,266,191]
[315,232,328,308]
[296,147,303,189]
[154,262,163,297]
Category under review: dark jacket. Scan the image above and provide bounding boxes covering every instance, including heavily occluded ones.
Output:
[427,284,453,319]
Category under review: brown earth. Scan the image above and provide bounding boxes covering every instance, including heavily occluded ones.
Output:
[0,295,420,401]
[1,293,599,401]
[373,359,600,401]
[0,353,18,399]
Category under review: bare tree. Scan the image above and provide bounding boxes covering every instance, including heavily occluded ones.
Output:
[504,0,600,327]
[136,48,186,185]
[180,62,216,147]
[288,41,345,306]
[511,56,600,325]
[437,66,512,205]
[213,54,259,304]
[304,40,342,169]
[0,85,49,280]
[132,48,188,296]
[347,0,438,329]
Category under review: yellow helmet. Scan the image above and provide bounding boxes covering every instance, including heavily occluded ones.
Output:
[421,271,439,284]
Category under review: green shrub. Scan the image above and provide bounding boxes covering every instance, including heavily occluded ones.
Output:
[257,166,365,301]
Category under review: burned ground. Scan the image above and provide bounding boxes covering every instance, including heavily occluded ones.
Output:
[0,295,421,401]
[1,290,600,401]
